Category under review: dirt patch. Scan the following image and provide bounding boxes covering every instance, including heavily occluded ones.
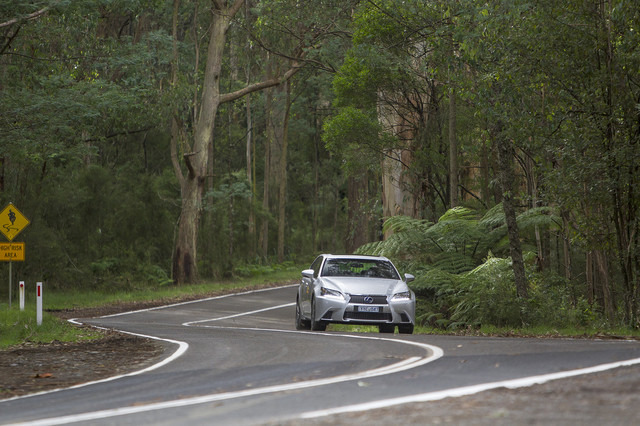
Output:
[0,331,166,399]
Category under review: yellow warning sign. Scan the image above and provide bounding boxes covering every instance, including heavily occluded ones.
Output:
[0,203,30,241]
[0,242,24,261]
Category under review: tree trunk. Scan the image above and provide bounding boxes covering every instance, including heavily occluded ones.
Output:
[170,1,302,282]
[171,1,237,284]
[312,108,320,252]
[347,175,370,253]
[260,82,274,259]
[277,80,291,263]
[586,251,594,305]
[594,249,616,321]
[496,135,528,299]
[449,88,458,208]
[246,92,255,258]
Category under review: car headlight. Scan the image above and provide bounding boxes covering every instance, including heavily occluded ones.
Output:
[320,287,344,299]
[391,291,412,300]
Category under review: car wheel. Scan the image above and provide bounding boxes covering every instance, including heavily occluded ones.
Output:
[398,324,414,334]
[295,298,310,330]
[310,298,327,331]
[378,324,395,333]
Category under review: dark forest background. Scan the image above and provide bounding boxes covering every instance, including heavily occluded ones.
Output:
[2,1,639,328]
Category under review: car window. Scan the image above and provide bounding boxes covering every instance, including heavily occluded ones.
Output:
[321,259,399,279]
[310,256,323,278]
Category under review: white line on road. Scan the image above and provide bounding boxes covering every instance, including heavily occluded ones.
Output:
[7,285,443,426]
[299,356,640,420]
[182,302,295,325]
[98,284,298,318]
[12,327,442,426]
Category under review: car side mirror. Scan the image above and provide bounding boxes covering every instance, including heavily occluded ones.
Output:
[404,273,415,283]
[302,269,314,279]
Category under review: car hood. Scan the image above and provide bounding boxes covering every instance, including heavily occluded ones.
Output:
[319,277,409,296]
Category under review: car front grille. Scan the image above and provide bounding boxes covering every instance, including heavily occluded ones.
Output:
[349,295,388,305]
[344,312,392,321]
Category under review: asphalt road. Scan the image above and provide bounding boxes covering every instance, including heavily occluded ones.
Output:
[2,285,640,425]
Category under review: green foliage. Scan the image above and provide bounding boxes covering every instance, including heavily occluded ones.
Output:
[323,106,394,175]
[358,205,602,329]
[451,256,523,328]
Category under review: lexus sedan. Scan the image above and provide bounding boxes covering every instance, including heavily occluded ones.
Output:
[295,254,415,334]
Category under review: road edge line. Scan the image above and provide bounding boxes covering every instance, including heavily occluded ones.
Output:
[298,355,640,420]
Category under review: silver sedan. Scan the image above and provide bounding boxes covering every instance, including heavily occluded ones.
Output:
[295,254,415,334]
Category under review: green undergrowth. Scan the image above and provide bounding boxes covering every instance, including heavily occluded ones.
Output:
[34,265,302,311]
[414,324,640,339]
[329,323,640,340]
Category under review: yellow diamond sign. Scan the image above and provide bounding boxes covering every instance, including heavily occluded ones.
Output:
[0,203,30,241]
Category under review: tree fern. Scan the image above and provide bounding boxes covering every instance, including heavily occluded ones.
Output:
[356,204,570,329]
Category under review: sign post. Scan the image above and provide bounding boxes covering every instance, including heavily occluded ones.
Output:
[19,281,25,311]
[0,203,29,308]
[36,282,42,326]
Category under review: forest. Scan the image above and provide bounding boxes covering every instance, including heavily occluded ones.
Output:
[1,0,639,329]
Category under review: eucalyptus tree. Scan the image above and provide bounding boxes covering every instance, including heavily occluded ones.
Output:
[325,0,481,231]
[169,0,356,284]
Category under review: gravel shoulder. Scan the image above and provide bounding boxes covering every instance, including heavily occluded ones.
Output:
[296,363,640,425]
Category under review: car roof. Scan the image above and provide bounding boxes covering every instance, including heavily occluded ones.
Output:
[320,254,391,261]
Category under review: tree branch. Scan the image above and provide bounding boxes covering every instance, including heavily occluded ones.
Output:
[219,63,303,104]
[0,4,55,28]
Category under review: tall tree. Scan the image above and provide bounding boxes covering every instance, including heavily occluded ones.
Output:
[171,0,355,283]
[171,0,300,283]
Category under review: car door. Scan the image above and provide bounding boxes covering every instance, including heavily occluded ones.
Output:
[301,255,323,316]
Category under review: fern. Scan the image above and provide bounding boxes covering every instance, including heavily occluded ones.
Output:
[356,205,576,329]
[516,206,561,232]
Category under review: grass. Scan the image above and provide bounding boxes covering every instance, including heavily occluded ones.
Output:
[0,308,104,349]
[0,264,303,349]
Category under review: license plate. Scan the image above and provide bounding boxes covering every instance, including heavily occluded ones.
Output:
[357,306,380,313]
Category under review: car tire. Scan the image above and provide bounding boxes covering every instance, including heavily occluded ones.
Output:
[310,298,327,331]
[398,324,414,334]
[295,298,310,330]
[379,324,395,333]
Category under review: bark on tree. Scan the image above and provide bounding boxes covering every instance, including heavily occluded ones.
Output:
[259,79,273,259]
[346,175,370,253]
[449,88,458,208]
[277,80,291,263]
[246,91,255,257]
[496,135,528,299]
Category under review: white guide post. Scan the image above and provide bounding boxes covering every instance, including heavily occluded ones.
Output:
[19,281,25,311]
[36,282,43,326]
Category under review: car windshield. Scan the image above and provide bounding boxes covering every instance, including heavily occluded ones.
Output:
[321,259,399,279]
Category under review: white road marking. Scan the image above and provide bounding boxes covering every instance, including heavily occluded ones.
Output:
[299,356,640,419]
[2,287,293,403]
[7,285,443,426]
[98,284,297,318]
[13,327,442,426]
[183,302,295,325]
[9,284,640,426]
